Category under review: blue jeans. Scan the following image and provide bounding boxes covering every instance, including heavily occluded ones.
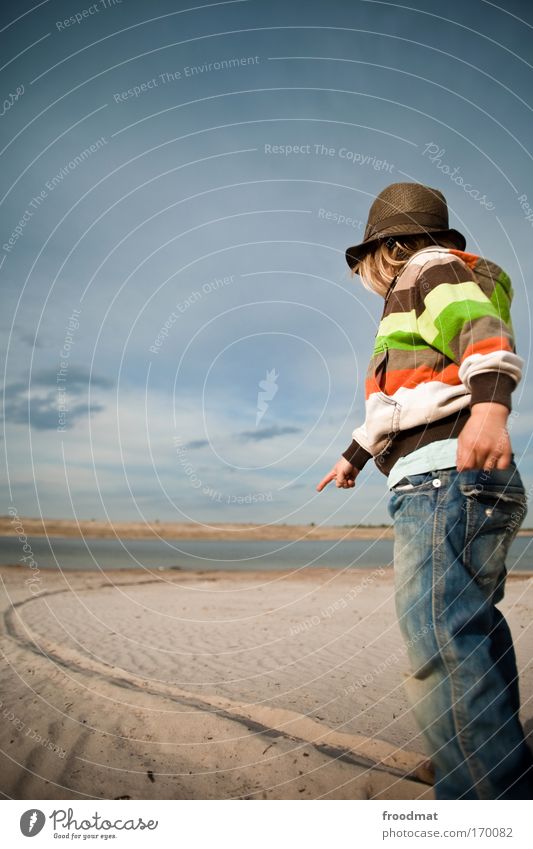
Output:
[388,461,533,799]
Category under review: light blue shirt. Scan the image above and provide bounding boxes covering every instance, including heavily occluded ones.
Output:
[387,438,459,489]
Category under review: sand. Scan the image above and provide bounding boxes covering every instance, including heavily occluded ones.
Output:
[2,515,531,540]
[0,515,395,540]
[1,564,532,800]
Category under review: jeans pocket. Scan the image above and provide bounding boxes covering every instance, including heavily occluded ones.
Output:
[459,483,527,594]
[388,472,438,520]
[392,471,438,492]
[460,484,527,534]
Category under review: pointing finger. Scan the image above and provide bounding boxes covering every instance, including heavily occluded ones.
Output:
[316,469,336,492]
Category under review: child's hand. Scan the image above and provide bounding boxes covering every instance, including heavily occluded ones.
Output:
[316,457,359,491]
[457,402,511,471]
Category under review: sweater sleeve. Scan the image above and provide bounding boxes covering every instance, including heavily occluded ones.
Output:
[342,436,372,470]
[414,256,523,410]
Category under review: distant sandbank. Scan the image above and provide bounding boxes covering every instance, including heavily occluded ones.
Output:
[2,516,532,542]
[1,515,395,540]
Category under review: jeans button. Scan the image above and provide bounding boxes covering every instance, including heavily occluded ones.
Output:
[432,478,442,488]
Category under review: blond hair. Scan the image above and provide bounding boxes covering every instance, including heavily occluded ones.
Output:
[355,233,459,297]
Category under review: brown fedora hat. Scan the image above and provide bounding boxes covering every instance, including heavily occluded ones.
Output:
[345,182,466,270]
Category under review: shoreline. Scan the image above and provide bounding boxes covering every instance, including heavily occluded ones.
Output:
[1,515,395,540]
[3,515,533,541]
[2,563,533,579]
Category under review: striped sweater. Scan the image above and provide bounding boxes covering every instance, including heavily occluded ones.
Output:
[342,246,523,475]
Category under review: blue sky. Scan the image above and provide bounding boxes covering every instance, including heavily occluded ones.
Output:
[1,0,532,525]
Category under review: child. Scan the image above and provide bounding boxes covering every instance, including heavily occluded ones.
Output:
[316,182,533,800]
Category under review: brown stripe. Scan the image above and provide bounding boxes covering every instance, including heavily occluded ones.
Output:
[447,315,513,362]
[469,373,515,409]
[367,346,449,377]
[388,260,422,293]
[392,253,455,293]
[383,287,413,314]
[411,258,474,315]
[470,256,505,286]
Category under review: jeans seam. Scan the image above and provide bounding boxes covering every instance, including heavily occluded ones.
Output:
[431,481,489,797]
[463,493,473,572]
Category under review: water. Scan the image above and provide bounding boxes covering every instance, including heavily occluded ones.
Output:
[1,535,533,572]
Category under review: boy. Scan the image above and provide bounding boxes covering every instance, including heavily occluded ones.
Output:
[317,182,533,799]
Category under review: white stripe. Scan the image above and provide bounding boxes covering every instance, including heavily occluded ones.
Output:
[458,350,523,387]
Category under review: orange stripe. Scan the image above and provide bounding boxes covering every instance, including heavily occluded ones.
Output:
[365,364,461,398]
[461,336,512,361]
[448,249,479,269]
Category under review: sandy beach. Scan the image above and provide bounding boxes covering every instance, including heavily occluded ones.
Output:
[1,562,532,800]
[0,515,396,540]
[2,516,531,541]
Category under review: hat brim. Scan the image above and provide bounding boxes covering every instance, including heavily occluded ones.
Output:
[345,227,466,272]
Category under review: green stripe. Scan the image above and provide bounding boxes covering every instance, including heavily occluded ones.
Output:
[423,281,489,321]
[383,345,456,372]
[377,310,418,338]
[376,274,515,362]
[375,311,427,354]
[374,334,429,354]
[497,269,512,297]
[490,284,511,325]
[420,299,503,359]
